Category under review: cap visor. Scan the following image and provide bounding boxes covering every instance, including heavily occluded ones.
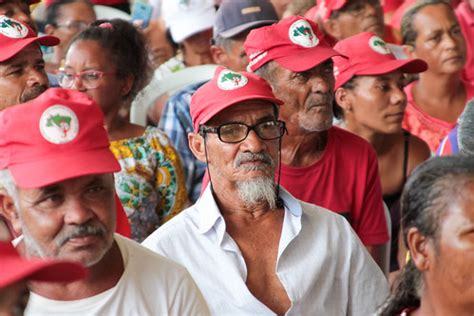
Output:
[274,46,346,72]
[1,36,59,62]
[357,58,428,76]
[9,148,120,189]
[196,95,283,130]
[171,9,216,43]
[0,257,86,288]
[217,20,276,39]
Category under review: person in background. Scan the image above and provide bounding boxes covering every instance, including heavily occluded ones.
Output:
[332,31,430,277]
[456,0,474,84]
[159,0,278,203]
[0,241,86,316]
[44,0,96,74]
[401,0,473,152]
[0,88,208,315]
[246,16,390,271]
[0,0,38,30]
[157,0,216,80]
[61,19,188,242]
[143,67,389,315]
[379,155,474,316]
[304,0,397,44]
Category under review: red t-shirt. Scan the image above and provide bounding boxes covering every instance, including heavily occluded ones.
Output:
[457,2,474,84]
[402,80,474,152]
[279,127,389,246]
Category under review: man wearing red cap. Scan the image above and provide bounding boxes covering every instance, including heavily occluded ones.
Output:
[0,88,208,315]
[0,15,56,111]
[0,241,85,315]
[143,66,388,315]
[0,0,38,30]
[245,16,390,270]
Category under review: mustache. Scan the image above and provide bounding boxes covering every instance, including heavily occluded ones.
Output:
[55,223,106,247]
[20,85,48,103]
[305,93,333,109]
[234,152,274,169]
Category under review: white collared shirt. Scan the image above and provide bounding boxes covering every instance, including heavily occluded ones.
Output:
[143,187,389,315]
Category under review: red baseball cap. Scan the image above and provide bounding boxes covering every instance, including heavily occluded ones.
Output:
[191,66,283,131]
[0,88,121,189]
[0,15,59,62]
[244,16,345,73]
[0,241,86,288]
[332,32,427,89]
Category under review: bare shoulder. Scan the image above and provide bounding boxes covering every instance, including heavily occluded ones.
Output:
[407,133,431,175]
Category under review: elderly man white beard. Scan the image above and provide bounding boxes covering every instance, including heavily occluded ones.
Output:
[234,151,278,210]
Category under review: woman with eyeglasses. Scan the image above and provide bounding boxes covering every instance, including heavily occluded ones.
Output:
[332,32,431,278]
[60,19,188,242]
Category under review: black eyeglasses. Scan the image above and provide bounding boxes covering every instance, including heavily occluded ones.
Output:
[199,120,287,144]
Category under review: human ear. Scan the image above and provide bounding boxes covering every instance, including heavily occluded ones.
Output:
[120,75,134,98]
[210,45,226,65]
[335,87,352,113]
[402,44,417,59]
[406,227,433,272]
[188,132,208,163]
[44,24,56,36]
[0,190,21,235]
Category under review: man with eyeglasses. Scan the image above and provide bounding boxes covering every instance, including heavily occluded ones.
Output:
[143,66,389,315]
[44,0,96,74]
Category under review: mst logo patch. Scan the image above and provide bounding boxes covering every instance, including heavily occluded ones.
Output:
[369,35,391,55]
[217,69,248,90]
[39,105,79,144]
[0,16,28,39]
[288,19,319,48]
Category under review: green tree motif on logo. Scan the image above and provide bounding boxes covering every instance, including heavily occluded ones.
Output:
[293,26,313,41]
[373,38,386,49]
[221,73,242,86]
[0,18,23,32]
[46,114,72,138]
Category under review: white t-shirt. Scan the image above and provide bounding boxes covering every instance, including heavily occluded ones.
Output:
[143,187,389,315]
[25,234,209,316]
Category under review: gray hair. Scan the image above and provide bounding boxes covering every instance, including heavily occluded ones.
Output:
[458,98,474,155]
[0,169,18,206]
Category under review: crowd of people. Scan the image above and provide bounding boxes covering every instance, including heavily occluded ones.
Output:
[0,0,473,315]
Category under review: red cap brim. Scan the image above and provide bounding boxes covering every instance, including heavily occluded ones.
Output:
[9,148,120,189]
[274,46,346,72]
[194,95,283,131]
[0,35,59,62]
[0,257,86,288]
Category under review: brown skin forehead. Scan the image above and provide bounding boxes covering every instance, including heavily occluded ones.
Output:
[205,100,278,126]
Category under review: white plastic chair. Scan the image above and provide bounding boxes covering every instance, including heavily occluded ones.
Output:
[130,64,218,126]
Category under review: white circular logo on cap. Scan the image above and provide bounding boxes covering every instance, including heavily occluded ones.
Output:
[369,35,391,55]
[39,105,79,144]
[217,69,248,90]
[0,16,28,39]
[288,19,319,48]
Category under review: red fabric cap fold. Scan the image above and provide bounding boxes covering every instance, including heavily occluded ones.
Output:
[0,88,121,189]
[244,15,345,72]
[191,66,283,131]
[333,32,427,89]
[0,15,59,62]
[0,241,86,288]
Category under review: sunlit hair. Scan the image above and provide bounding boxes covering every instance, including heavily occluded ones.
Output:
[458,98,474,155]
[379,156,474,315]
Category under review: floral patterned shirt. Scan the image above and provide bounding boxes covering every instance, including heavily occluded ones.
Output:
[110,126,188,242]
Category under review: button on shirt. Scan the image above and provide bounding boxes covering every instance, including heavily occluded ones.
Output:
[142,187,389,315]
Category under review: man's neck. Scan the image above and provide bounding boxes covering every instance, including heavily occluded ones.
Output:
[281,128,329,167]
[29,240,124,301]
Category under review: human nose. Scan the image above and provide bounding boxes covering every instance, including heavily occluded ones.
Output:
[391,86,407,108]
[71,75,86,91]
[241,129,267,152]
[309,75,333,95]
[63,197,95,225]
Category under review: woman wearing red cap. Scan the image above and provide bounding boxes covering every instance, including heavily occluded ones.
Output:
[59,19,188,242]
[332,31,430,278]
